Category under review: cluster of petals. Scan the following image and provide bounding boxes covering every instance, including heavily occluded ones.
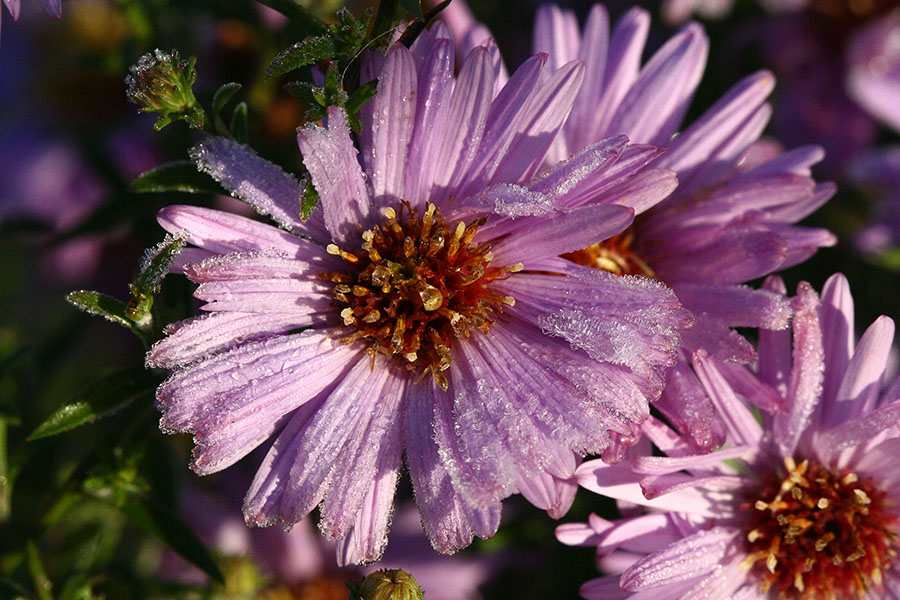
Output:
[1,0,61,37]
[558,273,900,599]
[147,24,695,564]
[441,1,837,452]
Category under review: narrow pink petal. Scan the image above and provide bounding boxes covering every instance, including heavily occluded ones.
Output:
[594,513,684,555]
[403,38,454,204]
[320,371,405,540]
[297,106,371,246]
[608,24,708,147]
[183,249,340,282]
[658,71,774,191]
[774,282,824,457]
[360,44,416,206]
[453,53,547,199]
[403,381,501,553]
[432,46,495,201]
[564,4,610,153]
[716,360,787,413]
[815,399,900,459]
[621,527,739,591]
[592,7,651,138]
[490,204,634,265]
[673,283,792,329]
[580,576,631,599]
[533,4,580,70]
[741,144,824,178]
[575,460,720,516]
[147,312,313,369]
[39,0,61,17]
[190,135,330,242]
[681,555,748,600]
[758,275,792,396]
[828,315,895,424]
[4,0,20,20]
[334,457,402,566]
[596,167,678,215]
[243,356,391,527]
[490,59,586,184]
[853,437,900,488]
[633,445,755,476]
[157,205,312,257]
[517,470,577,519]
[692,350,763,446]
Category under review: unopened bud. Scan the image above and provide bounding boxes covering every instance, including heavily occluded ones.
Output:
[125,49,206,131]
[353,569,423,600]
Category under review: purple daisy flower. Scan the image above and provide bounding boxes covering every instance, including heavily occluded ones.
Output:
[558,273,900,599]
[148,27,692,564]
[851,147,900,258]
[445,2,836,453]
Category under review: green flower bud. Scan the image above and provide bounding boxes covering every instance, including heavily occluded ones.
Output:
[125,49,207,131]
[354,569,424,600]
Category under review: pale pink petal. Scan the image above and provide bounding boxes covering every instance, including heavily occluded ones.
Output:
[297,106,371,246]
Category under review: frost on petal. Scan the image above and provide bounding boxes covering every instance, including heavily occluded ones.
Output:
[499,262,691,390]
[620,527,739,591]
[774,282,824,457]
[190,135,329,241]
[298,106,371,246]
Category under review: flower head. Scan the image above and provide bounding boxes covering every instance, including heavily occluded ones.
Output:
[444,2,837,452]
[559,273,900,599]
[148,26,692,564]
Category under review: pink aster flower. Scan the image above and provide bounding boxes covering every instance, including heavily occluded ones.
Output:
[559,273,900,599]
[443,2,836,452]
[147,27,692,565]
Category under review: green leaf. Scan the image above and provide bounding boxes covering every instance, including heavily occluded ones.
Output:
[267,36,336,79]
[300,178,319,222]
[133,233,188,296]
[253,0,328,36]
[65,291,135,331]
[212,82,241,118]
[130,161,225,195]
[0,578,33,599]
[397,0,451,48]
[28,366,156,441]
[116,493,224,583]
[346,79,378,116]
[230,102,249,144]
[399,0,423,18]
[26,541,53,600]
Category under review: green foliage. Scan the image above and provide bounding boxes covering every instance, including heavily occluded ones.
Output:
[28,366,157,441]
[130,161,225,195]
[300,177,320,223]
[266,35,337,78]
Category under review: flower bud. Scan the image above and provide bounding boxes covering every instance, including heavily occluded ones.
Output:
[355,569,424,600]
[125,49,206,131]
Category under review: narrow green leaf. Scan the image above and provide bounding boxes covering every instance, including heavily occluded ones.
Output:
[399,0,423,18]
[253,0,328,36]
[26,542,54,600]
[300,178,319,222]
[28,366,156,441]
[346,79,378,116]
[130,161,225,195]
[0,578,33,599]
[267,36,336,79]
[212,82,241,118]
[230,102,249,144]
[398,0,451,48]
[117,494,224,583]
[65,291,135,331]
[133,233,188,296]
[0,418,10,520]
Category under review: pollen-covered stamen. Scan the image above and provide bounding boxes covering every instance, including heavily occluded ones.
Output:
[318,202,518,391]
[562,230,655,278]
[740,456,899,599]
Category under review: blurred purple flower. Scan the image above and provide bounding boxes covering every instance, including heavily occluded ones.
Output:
[846,8,900,133]
[148,28,693,564]
[1,0,61,38]
[447,2,836,452]
[162,481,495,600]
[559,273,900,599]
[851,147,900,257]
